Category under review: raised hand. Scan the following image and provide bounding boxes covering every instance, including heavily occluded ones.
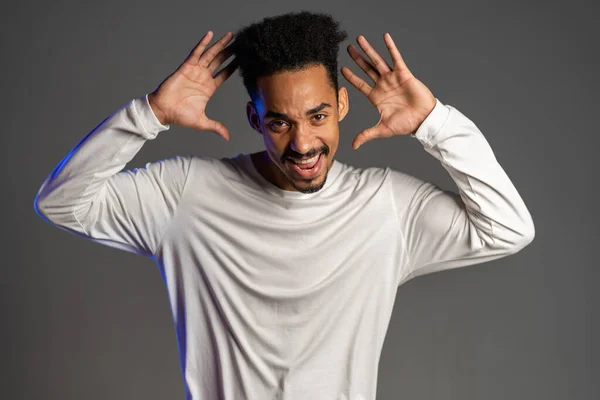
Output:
[341,33,437,149]
[148,31,238,141]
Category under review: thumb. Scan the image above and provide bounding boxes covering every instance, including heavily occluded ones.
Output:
[199,118,231,142]
[352,126,379,150]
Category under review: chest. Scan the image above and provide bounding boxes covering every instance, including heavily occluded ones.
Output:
[175,187,399,291]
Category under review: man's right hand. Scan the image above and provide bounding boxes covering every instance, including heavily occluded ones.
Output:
[148,31,238,141]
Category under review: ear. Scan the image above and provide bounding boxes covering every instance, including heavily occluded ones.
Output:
[246,101,263,135]
[337,87,349,122]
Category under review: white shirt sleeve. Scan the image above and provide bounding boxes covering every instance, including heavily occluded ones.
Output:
[390,98,535,285]
[34,95,192,257]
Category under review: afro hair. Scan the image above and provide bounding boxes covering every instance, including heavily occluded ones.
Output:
[232,11,348,101]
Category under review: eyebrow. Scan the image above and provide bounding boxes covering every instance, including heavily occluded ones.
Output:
[264,102,332,120]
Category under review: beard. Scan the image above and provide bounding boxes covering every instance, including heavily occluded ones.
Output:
[288,170,328,194]
[282,146,330,193]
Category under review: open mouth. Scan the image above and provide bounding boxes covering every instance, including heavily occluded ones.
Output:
[287,153,323,179]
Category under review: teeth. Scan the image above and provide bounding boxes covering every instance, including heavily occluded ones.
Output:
[292,154,319,164]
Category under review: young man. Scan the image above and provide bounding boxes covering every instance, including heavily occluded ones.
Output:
[34,11,534,400]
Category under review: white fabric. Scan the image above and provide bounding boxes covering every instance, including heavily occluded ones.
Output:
[35,94,534,400]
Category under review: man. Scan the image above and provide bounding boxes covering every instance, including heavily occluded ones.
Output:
[34,11,534,400]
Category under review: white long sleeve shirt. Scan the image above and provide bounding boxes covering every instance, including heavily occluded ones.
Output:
[35,95,534,400]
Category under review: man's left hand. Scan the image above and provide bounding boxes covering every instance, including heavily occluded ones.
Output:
[341,33,437,149]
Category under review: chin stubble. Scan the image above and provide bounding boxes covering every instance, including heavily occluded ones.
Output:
[289,160,329,194]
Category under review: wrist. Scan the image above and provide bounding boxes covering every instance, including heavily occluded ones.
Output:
[147,93,169,126]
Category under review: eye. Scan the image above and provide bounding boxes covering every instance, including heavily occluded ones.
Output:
[313,114,327,122]
[269,120,288,131]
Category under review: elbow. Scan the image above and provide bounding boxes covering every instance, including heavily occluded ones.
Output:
[514,221,535,250]
[34,194,60,227]
[34,193,49,220]
[497,218,535,255]
[34,179,55,221]
[516,208,536,248]
[33,193,75,228]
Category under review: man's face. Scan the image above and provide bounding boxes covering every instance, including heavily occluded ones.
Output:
[247,64,349,193]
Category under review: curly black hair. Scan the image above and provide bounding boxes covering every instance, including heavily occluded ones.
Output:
[232,11,348,102]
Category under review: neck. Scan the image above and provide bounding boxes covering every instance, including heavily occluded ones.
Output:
[250,151,291,191]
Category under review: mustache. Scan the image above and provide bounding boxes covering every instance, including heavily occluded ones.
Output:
[283,146,329,161]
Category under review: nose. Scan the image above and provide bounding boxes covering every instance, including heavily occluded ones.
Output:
[289,124,318,155]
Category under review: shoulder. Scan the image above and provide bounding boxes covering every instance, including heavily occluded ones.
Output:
[386,167,452,221]
[334,159,434,207]
[133,154,223,187]
[386,167,430,193]
[183,154,250,190]
[334,160,391,193]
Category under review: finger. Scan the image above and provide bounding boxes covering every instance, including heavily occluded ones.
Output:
[208,44,235,73]
[213,57,239,87]
[187,31,214,65]
[384,33,409,72]
[199,32,233,67]
[357,35,391,75]
[202,118,231,141]
[352,126,380,150]
[341,66,372,97]
[347,44,379,83]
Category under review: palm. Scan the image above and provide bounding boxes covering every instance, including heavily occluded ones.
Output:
[368,74,435,137]
[158,63,218,128]
[149,31,238,140]
[341,33,437,149]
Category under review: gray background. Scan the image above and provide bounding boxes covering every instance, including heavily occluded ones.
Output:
[3,0,598,398]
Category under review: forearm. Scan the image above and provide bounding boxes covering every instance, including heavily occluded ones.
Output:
[392,98,535,282]
[34,95,169,233]
[412,98,535,249]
